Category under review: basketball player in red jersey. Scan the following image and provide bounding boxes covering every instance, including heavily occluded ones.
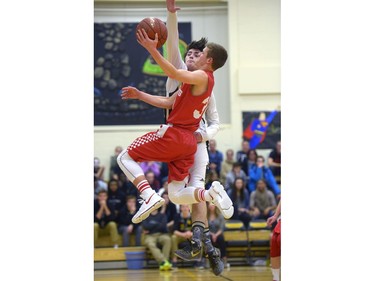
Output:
[117,28,229,227]
[267,199,281,281]
[165,0,229,275]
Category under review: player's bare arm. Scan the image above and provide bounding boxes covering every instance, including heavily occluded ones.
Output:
[121,86,176,109]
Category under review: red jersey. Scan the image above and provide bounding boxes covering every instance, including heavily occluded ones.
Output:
[167,71,214,132]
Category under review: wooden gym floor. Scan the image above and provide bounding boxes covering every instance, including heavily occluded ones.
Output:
[94,266,273,281]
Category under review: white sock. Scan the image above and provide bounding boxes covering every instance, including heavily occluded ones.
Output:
[271,268,280,281]
[137,180,154,199]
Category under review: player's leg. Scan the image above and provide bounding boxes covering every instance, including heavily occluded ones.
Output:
[174,143,224,275]
[117,132,167,224]
[270,221,281,281]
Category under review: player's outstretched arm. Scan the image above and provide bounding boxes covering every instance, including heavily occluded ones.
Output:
[136,29,206,86]
[121,86,176,109]
[166,0,180,13]
[166,1,186,94]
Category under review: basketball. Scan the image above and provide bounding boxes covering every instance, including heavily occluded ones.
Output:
[136,17,168,49]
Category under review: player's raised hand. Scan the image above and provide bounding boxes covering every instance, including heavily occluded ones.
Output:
[121,86,141,100]
[166,0,181,13]
[136,28,158,50]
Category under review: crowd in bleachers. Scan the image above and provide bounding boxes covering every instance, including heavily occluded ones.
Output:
[94,139,281,270]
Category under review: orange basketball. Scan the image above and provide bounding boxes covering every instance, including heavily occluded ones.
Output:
[136,17,168,49]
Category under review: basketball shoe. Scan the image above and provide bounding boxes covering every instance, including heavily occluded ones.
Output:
[208,181,234,219]
[131,191,165,224]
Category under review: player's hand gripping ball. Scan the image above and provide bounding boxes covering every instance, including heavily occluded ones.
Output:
[136,17,168,49]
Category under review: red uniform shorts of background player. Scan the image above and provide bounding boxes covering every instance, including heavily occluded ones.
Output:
[270,219,281,257]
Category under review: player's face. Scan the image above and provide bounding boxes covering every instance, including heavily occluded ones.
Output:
[195,47,213,70]
[185,48,202,71]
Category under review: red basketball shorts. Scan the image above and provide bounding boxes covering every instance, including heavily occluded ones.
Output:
[127,124,197,182]
[270,220,281,257]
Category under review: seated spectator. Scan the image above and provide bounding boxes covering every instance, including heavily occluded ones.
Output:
[142,209,172,271]
[118,173,138,198]
[94,176,107,199]
[171,204,193,266]
[109,145,123,180]
[225,162,247,191]
[107,179,126,218]
[249,179,277,220]
[227,177,251,227]
[267,140,281,178]
[157,177,168,196]
[117,195,142,246]
[145,170,161,193]
[247,149,258,169]
[94,157,107,192]
[207,202,229,268]
[205,169,220,190]
[158,162,169,185]
[220,149,235,185]
[248,155,280,198]
[94,157,106,181]
[140,161,161,178]
[208,139,224,175]
[160,192,177,233]
[94,190,118,247]
[236,140,250,175]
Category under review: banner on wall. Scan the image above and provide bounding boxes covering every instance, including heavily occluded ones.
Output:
[94,22,192,126]
[242,111,281,149]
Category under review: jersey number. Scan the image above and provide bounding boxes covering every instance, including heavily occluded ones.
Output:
[193,97,210,119]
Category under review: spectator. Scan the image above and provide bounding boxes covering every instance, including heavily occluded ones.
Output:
[140,161,161,178]
[208,139,224,175]
[117,195,142,246]
[227,177,251,227]
[157,177,168,197]
[207,202,229,268]
[249,179,277,220]
[268,141,281,178]
[220,149,235,185]
[158,162,169,185]
[236,140,250,175]
[160,192,177,233]
[107,179,126,218]
[94,190,118,247]
[109,146,123,180]
[145,170,161,193]
[247,149,258,169]
[248,155,280,198]
[224,162,247,191]
[94,176,107,199]
[94,157,107,191]
[94,157,105,180]
[142,209,172,271]
[118,173,138,198]
[205,169,220,190]
[171,204,193,266]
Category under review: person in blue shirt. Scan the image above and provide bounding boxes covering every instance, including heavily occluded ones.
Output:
[248,155,280,199]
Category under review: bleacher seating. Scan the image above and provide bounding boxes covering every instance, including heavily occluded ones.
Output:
[94,220,271,268]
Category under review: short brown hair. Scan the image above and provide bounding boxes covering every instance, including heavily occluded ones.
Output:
[206,42,228,70]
